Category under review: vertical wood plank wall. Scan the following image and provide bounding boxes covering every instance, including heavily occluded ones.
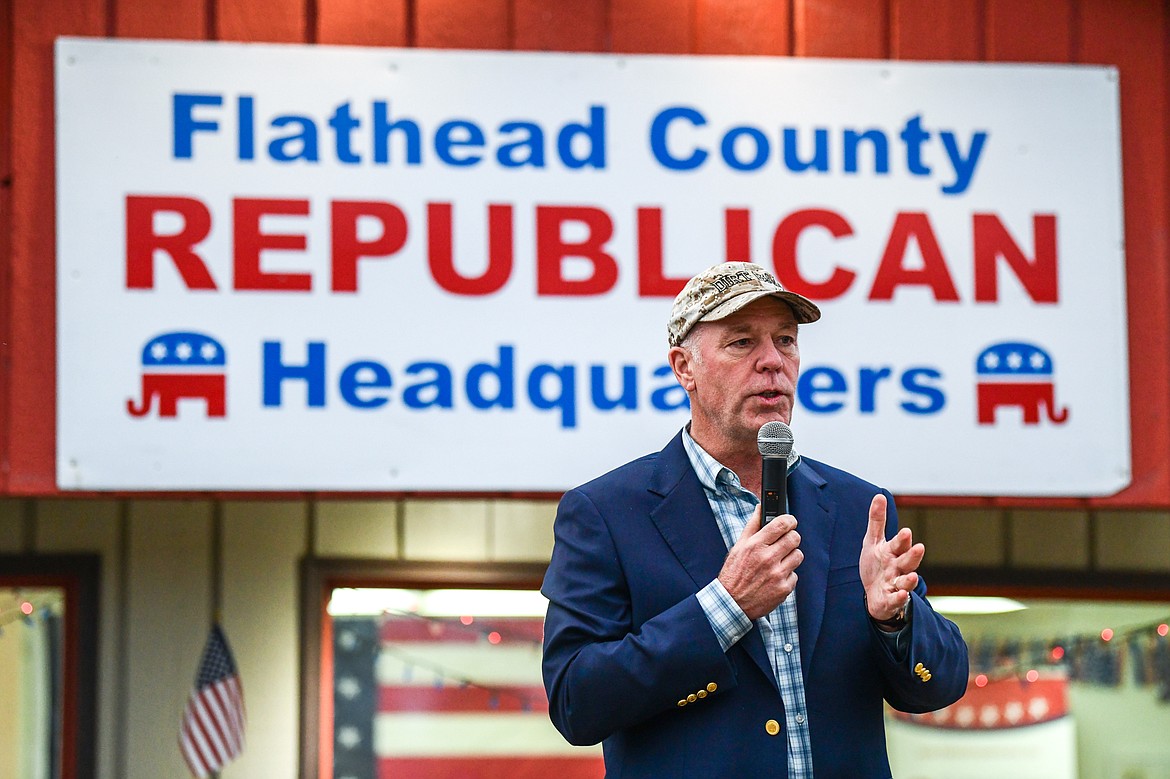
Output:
[2,0,1168,506]
[1,495,563,779]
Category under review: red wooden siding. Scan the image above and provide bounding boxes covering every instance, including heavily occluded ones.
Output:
[986,0,1073,63]
[611,0,691,54]
[2,0,1167,506]
[892,0,981,62]
[113,1,208,40]
[217,0,306,43]
[1080,0,1170,508]
[795,0,888,59]
[317,0,410,48]
[1,0,12,498]
[696,0,790,56]
[415,0,508,50]
[513,0,608,51]
[7,0,105,495]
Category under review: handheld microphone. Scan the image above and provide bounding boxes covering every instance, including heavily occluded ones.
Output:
[757,421,794,527]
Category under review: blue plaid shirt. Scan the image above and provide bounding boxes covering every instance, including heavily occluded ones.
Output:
[686,429,814,779]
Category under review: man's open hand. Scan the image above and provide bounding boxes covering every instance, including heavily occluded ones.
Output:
[860,494,924,624]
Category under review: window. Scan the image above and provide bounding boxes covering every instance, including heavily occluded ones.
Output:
[303,562,1170,779]
[887,588,1170,779]
[301,560,603,779]
[0,555,99,779]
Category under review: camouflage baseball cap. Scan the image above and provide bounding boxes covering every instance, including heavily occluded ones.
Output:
[668,262,821,346]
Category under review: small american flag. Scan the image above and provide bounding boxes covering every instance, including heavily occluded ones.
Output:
[179,624,246,778]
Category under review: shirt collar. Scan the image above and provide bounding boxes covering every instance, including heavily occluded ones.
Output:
[681,425,801,496]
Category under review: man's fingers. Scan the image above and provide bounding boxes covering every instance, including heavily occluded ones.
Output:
[739,505,762,542]
[885,527,914,556]
[722,511,803,619]
[887,570,918,592]
[757,512,797,541]
[883,544,925,591]
[864,494,887,545]
[894,542,926,572]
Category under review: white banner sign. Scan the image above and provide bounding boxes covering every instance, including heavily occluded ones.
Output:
[56,38,1128,493]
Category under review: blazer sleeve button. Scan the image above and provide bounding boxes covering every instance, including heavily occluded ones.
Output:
[765,719,781,736]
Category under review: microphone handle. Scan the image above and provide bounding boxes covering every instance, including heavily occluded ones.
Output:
[761,455,787,527]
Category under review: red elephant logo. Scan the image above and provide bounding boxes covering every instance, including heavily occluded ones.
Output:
[127,332,226,418]
[975,341,1068,426]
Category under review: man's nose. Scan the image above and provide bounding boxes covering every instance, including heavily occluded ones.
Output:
[756,341,787,371]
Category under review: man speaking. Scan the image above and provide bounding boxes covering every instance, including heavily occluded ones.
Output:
[541,261,968,778]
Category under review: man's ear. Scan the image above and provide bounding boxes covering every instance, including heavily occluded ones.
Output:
[668,346,697,392]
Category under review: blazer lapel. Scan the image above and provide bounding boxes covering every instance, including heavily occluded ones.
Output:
[791,461,835,675]
[647,433,777,692]
[647,433,728,589]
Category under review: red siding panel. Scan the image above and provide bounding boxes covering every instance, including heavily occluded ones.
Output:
[8,0,106,494]
[891,0,981,61]
[114,0,207,40]
[415,0,510,50]
[216,0,305,43]
[986,0,1072,63]
[1,0,13,492]
[1080,0,1170,506]
[512,0,608,52]
[317,0,409,48]
[794,0,887,59]
[612,0,693,54]
[695,0,789,56]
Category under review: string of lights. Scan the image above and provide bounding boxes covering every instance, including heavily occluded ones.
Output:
[965,616,1170,701]
[0,595,61,632]
[371,608,545,711]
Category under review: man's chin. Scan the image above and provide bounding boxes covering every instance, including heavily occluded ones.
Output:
[743,411,792,435]
[752,406,792,425]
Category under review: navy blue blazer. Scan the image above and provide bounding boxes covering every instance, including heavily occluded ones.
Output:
[542,431,968,778]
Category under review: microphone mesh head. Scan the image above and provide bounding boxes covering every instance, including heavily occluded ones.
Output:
[757,421,794,458]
